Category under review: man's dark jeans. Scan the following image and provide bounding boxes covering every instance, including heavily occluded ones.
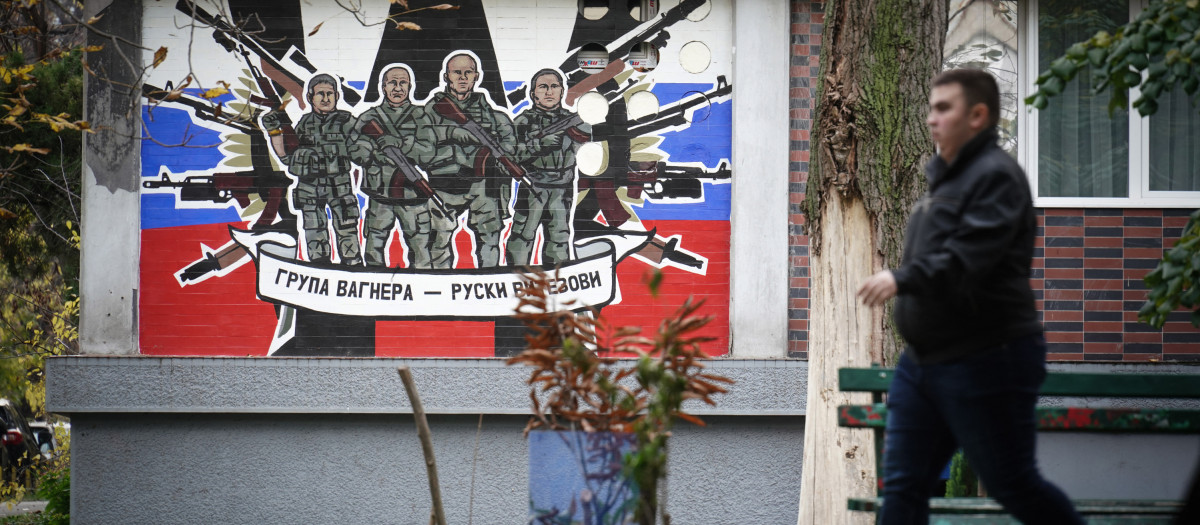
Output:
[879,334,1084,524]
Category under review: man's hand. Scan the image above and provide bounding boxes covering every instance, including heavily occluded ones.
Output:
[858,270,897,307]
[261,110,285,132]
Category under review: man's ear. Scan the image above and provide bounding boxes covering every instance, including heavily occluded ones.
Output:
[969,102,990,131]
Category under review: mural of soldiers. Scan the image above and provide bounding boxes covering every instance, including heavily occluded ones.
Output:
[508,68,591,266]
[424,51,517,268]
[348,65,438,268]
[263,73,362,265]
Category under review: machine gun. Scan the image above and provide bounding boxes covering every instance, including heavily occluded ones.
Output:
[430,97,531,187]
[631,161,732,200]
[142,166,292,230]
[359,120,450,215]
[627,76,733,137]
[176,0,361,106]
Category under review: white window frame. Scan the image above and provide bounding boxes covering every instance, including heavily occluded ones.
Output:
[1021,0,1199,208]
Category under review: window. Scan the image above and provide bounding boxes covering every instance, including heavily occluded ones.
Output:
[1024,0,1200,207]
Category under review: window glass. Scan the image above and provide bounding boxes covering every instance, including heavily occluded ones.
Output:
[1149,87,1200,192]
[945,0,1019,155]
[1036,0,1128,197]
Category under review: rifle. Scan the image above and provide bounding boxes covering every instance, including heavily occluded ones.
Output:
[176,0,361,106]
[506,0,708,107]
[142,167,292,229]
[143,83,256,135]
[530,114,589,143]
[637,161,732,200]
[430,97,531,187]
[627,76,733,137]
[360,120,450,215]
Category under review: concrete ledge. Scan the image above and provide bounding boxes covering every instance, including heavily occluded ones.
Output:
[46,356,809,416]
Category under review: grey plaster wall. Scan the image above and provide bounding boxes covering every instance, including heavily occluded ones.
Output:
[47,358,1200,522]
[79,0,141,355]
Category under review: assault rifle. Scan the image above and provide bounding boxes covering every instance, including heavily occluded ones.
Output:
[176,0,361,106]
[430,97,531,187]
[530,114,589,143]
[142,166,291,230]
[359,120,450,215]
[635,161,732,200]
[143,82,255,134]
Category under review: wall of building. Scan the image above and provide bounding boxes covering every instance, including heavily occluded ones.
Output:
[48,357,808,524]
[786,1,1200,361]
[135,0,744,358]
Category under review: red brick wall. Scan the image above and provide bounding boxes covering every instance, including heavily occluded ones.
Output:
[788,1,822,359]
[787,0,1200,361]
[1036,208,1200,361]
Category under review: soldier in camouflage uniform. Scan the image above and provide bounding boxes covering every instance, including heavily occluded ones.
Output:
[348,65,438,268]
[508,69,590,266]
[424,52,517,268]
[264,73,361,265]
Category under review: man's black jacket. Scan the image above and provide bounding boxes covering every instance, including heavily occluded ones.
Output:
[891,128,1042,364]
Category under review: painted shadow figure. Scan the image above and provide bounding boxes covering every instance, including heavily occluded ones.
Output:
[264,74,362,265]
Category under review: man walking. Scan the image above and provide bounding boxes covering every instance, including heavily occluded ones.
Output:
[264,73,361,265]
[349,64,438,268]
[423,51,517,268]
[857,69,1083,524]
[508,68,590,266]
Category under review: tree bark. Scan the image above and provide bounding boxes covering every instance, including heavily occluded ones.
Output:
[797,1,945,523]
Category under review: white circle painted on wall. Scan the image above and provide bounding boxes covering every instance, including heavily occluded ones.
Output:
[577,91,610,125]
[627,90,660,121]
[679,41,711,74]
[576,142,608,176]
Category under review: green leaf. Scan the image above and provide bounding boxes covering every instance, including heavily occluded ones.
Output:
[1130,32,1147,52]
[1184,77,1199,95]
[1066,43,1088,59]
[1124,69,1143,87]
[1148,60,1169,79]
[1042,76,1064,97]
[1050,58,1076,80]
[1129,52,1150,70]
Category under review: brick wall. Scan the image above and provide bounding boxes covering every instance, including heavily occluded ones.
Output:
[787,1,822,359]
[787,0,1200,362]
[1036,209,1200,361]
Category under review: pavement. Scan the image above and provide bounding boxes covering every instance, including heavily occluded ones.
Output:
[0,501,46,517]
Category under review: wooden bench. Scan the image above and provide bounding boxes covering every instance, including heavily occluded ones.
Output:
[837,366,1200,524]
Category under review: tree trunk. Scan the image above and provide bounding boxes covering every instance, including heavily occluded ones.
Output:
[797,1,945,523]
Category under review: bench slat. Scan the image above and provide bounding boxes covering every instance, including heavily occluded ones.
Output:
[849,497,1182,515]
[839,403,1200,433]
[838,368,1200,398]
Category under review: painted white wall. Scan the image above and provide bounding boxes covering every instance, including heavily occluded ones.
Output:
[730,0,790,357]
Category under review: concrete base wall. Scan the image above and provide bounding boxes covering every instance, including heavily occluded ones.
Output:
[48,357,809,524]
[68,412,804,524]
[48,357,1200,523]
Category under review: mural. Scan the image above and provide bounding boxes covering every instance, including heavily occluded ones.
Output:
[139,0,732,357]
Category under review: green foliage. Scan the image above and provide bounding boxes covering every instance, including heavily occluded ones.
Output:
[944,450,978,498]
[34,468,68,525]
[1027,0,1200,116]
[1139,210,1200,328]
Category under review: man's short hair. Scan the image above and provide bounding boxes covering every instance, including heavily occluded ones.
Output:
[307,73,339,99]
[530,68,563,89]
[933,68,1000,128]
